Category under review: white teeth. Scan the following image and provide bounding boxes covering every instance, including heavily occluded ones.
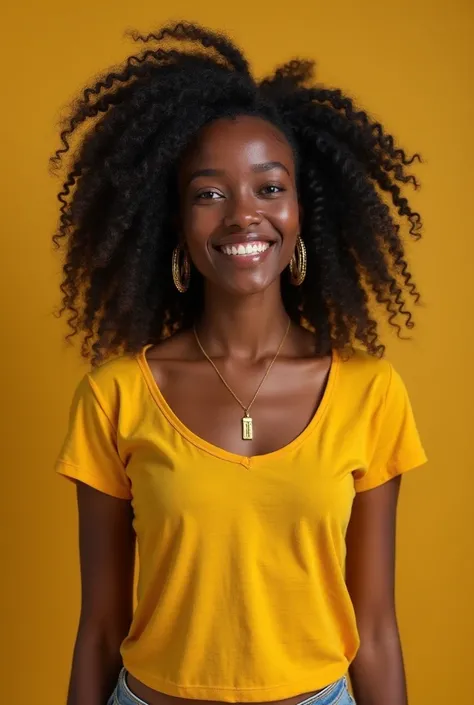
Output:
[220,242,271,256]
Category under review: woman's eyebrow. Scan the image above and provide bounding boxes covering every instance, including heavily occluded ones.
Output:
[251,161,290,176]
[188,168,225,183]
[187,161,290,185]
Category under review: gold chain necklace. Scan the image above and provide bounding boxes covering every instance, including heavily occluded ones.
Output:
[193,319,291,441]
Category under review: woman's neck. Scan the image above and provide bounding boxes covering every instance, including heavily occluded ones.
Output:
[195,282,290,361]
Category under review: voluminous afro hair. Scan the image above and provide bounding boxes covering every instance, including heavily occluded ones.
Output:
[51,21,423,365]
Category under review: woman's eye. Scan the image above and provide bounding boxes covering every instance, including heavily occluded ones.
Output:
[196,190,222,200]
[260,184,285,196]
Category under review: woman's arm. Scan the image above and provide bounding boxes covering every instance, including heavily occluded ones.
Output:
[66,482,136,705]
[346,476,407,705]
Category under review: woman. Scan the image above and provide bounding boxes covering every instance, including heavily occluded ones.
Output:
[52,22,427,705]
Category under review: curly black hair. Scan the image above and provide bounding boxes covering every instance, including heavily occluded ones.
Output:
[51,21,423,365]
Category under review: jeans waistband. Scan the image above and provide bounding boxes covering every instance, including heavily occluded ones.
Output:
[298,677,347,704]
[112,669,348,705]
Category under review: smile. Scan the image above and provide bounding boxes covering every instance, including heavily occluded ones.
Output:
[218,241,271,256]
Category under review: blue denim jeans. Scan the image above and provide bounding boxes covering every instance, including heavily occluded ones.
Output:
[107,668,355,705]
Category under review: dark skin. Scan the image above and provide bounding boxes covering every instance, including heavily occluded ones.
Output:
[70,117,407,705]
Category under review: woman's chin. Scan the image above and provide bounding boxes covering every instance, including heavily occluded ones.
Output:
[212,271,280,297]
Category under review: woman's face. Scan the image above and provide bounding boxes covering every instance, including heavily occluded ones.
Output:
[178,115,300,296]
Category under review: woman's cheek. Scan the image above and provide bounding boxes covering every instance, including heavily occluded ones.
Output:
[268,202,300,240]
[184,217,217,274]
[270,195,298,223]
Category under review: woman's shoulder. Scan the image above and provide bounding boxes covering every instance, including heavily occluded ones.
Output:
[336,346,420,425]
[336,346,395,394]
[83,349,148,412]
[87,349,141,384]
[145,329,198,362]
[86,331,196,396]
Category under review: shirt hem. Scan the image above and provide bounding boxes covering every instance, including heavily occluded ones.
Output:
[121,661,349,703]
[55,460,132,500]
[354,451,428,493]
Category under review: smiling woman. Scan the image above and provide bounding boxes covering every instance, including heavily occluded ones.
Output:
[178,117,300,295]
[52,20,426,705]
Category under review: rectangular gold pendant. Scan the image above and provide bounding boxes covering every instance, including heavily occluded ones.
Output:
[242,415,253,441]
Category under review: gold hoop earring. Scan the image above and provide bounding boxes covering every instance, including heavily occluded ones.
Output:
[289,235,307,286]
[172,246,191,293]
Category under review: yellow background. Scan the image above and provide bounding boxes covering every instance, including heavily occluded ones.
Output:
[1,1,472,703]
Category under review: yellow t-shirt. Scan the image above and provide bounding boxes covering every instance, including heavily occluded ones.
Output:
[55,345,427,702]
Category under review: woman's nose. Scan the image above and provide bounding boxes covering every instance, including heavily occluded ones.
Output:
[223,194,262,230]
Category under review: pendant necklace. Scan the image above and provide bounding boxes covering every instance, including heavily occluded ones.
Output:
[193,319,291,441]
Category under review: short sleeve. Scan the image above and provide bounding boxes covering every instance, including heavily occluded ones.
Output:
[354,364,427,493]
[55,373,132,499]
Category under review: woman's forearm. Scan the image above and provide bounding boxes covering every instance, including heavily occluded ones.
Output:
[349,627,408,705]
[66,622,123,705]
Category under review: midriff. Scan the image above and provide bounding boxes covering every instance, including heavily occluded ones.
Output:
[126,673,324,705]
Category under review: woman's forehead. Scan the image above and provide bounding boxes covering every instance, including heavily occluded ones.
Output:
[182,115,295,173]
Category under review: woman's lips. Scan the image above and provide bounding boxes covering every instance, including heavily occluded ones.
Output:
[213,241,275,267]
[218,241,271,256]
